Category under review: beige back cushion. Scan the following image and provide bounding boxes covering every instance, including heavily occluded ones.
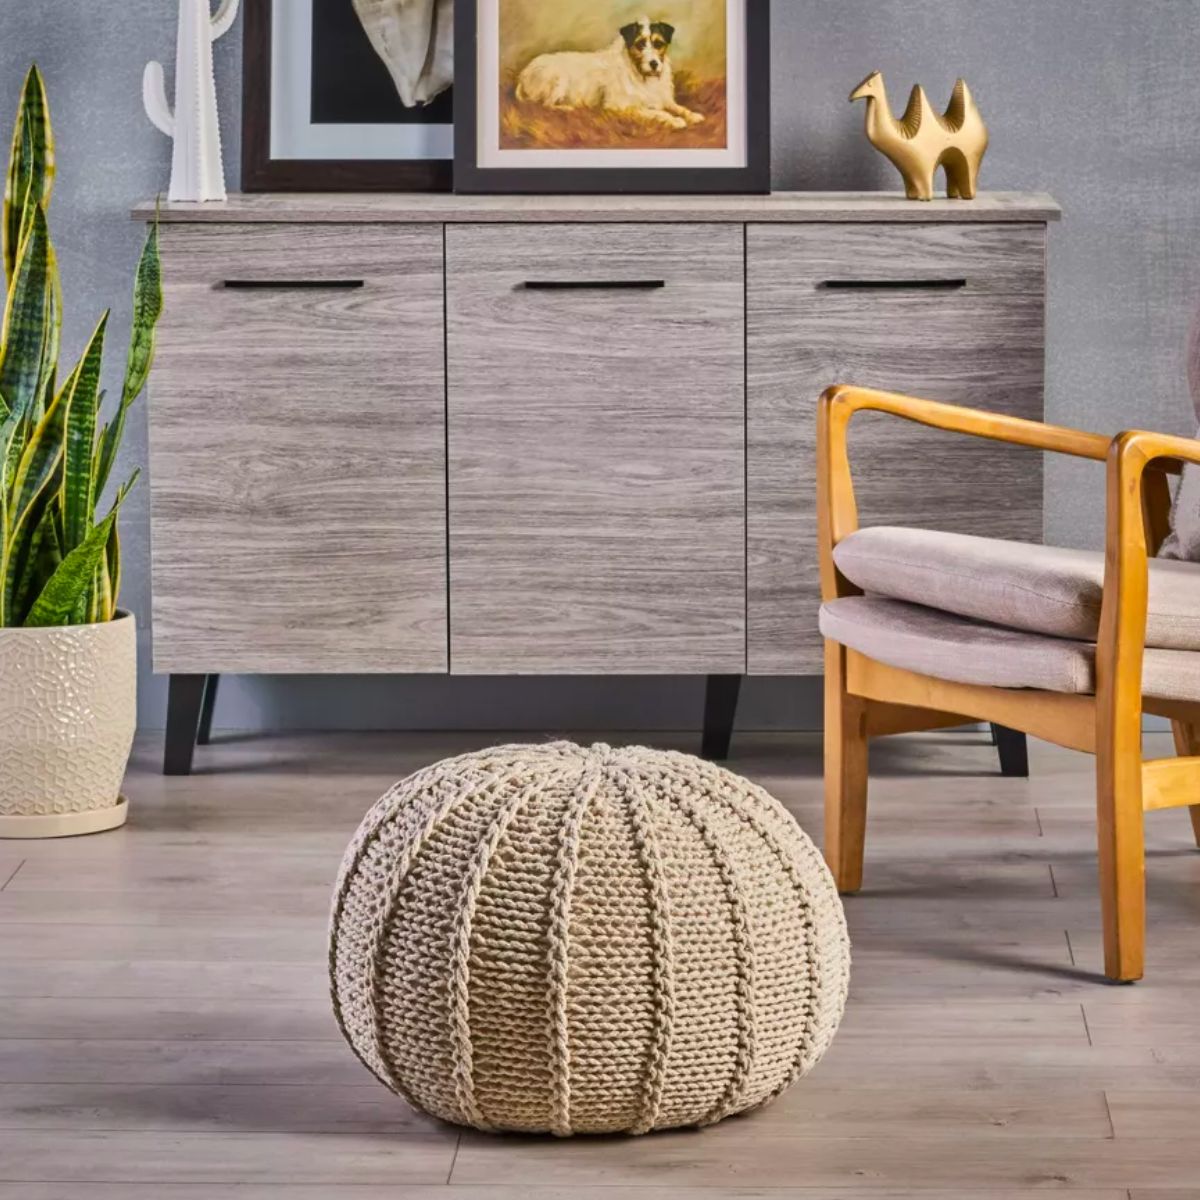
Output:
[1158,310,1200,561]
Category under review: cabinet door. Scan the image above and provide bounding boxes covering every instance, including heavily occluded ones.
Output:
[446,223,745,675]
[150,224,447,674]
[748,222,1047,674]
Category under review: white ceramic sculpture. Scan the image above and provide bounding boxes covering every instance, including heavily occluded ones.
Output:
[143,0,241,202]
[353,0,454,108]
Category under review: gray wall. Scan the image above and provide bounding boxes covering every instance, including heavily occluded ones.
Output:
[5,1,1199,733]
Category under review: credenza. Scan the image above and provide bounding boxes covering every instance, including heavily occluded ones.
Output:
[134,192,1060,774]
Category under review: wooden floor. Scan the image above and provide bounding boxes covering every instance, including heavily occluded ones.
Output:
[2,729,1200,1198]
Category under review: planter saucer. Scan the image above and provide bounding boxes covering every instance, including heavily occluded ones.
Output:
[0,797,128,840]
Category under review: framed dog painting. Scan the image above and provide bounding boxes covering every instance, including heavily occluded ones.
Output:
[242,0,453,191]
[453,0,770,194]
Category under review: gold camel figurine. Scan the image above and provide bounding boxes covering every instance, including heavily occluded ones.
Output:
[850,71,988,201]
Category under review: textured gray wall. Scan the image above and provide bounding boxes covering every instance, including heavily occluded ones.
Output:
[4,1,1198,733]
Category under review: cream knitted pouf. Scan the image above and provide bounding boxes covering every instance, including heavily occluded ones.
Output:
[329,742,850,1136]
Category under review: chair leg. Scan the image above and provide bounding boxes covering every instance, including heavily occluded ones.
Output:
[824,642,869,894]
[1095,734,1146,983]
[1169,719,1200,848]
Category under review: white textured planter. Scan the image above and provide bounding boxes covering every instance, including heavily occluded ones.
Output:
[0,612,136,839]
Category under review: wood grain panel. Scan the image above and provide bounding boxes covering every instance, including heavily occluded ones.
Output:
[133,190,1063,225]
[446,224,746,674]
[747,222,1048,674]
[149,224,448,673]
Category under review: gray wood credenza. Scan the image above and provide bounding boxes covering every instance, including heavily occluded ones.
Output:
[134,192,1060,774]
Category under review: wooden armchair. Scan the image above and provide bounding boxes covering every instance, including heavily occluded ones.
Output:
[818,384,1200,983]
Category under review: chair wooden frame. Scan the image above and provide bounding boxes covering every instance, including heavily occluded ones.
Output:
[818,384,1200,983]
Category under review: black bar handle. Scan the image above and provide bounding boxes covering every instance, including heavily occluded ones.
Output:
[818,278,968,291]
[222,279,366,290]
[521,280,666,291]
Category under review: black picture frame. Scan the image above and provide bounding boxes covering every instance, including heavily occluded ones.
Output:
[453,0,770,195]
[241,0,452,193]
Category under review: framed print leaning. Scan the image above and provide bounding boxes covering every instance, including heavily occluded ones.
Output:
[454,0,770,194]
[242,0,453,191]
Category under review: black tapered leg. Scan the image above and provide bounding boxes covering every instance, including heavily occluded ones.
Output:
[702,675,743,761]
[197,674,220,746]
[991,724,1030,778]
[164,674,208,776]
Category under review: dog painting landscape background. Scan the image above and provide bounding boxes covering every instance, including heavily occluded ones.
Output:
[498,1,729,151]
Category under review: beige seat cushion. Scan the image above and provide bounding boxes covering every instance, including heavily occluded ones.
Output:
[833,526,1200,651]
[819,595,1200,702]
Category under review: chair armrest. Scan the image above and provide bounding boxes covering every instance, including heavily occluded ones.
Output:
[822,384,1113,461]
[816,384,1114,600]
[1098,431,1200,725]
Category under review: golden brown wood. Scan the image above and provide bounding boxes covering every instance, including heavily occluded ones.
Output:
[1168,721,1200,845]
[817,386,1200,982]
[846,652,1098,755]
[863,700,973,737]
[824,640,869,893]
[820,385,1113,464]
[1142,466,1176,554]
[1141,756,1200,812]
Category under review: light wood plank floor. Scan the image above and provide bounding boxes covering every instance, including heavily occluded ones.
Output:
[1,729,1199,1198]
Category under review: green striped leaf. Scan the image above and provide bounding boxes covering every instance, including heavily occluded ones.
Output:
[62,311,107,551]
[3,66,54,286]
[103,520,121,621]
[35,238,62,422]
[95,223,161,496]
[8,495,59,626]
[1,386,64,623]
[24,500,123,628]
[0,203,52,425]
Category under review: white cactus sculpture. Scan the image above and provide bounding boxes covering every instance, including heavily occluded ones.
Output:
[143,0,241,202]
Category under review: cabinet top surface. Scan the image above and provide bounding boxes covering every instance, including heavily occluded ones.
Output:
[133,191,1060,225]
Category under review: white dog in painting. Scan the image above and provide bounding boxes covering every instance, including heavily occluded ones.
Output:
[515,16,705,130]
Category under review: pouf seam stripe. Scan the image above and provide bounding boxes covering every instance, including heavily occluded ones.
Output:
[449,770,567,1130]
[671,780,758,1127]
[701,773,849,1100]
[623,771,677,1136]
[345,768,480,1104]
[546,763,605,1137]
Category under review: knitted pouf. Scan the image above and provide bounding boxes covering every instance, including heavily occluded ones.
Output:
[329,742,850,1136]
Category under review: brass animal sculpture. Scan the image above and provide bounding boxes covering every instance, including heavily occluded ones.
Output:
[850,71,988,201]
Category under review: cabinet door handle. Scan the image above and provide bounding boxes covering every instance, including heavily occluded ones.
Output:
[818,278,967,291]
[222,279,366,290]
[521,280,666,291]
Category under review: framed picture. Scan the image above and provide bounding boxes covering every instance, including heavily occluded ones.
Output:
[242,0,454,191]
[453,0,770,194]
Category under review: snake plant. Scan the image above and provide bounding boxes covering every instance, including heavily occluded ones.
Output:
[0,66,162,628]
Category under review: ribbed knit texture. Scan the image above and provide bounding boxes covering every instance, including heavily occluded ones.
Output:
[329,742,850,1136]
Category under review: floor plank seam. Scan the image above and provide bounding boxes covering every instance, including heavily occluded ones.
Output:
[0,862,25,892]
[1065,930,1077,966]
[1048,863,1059,897]
[1101,1089,1116,1139]
[1035,807,1045,837]
[1080,1003,1093,1047]
[446,1132,462,1184]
